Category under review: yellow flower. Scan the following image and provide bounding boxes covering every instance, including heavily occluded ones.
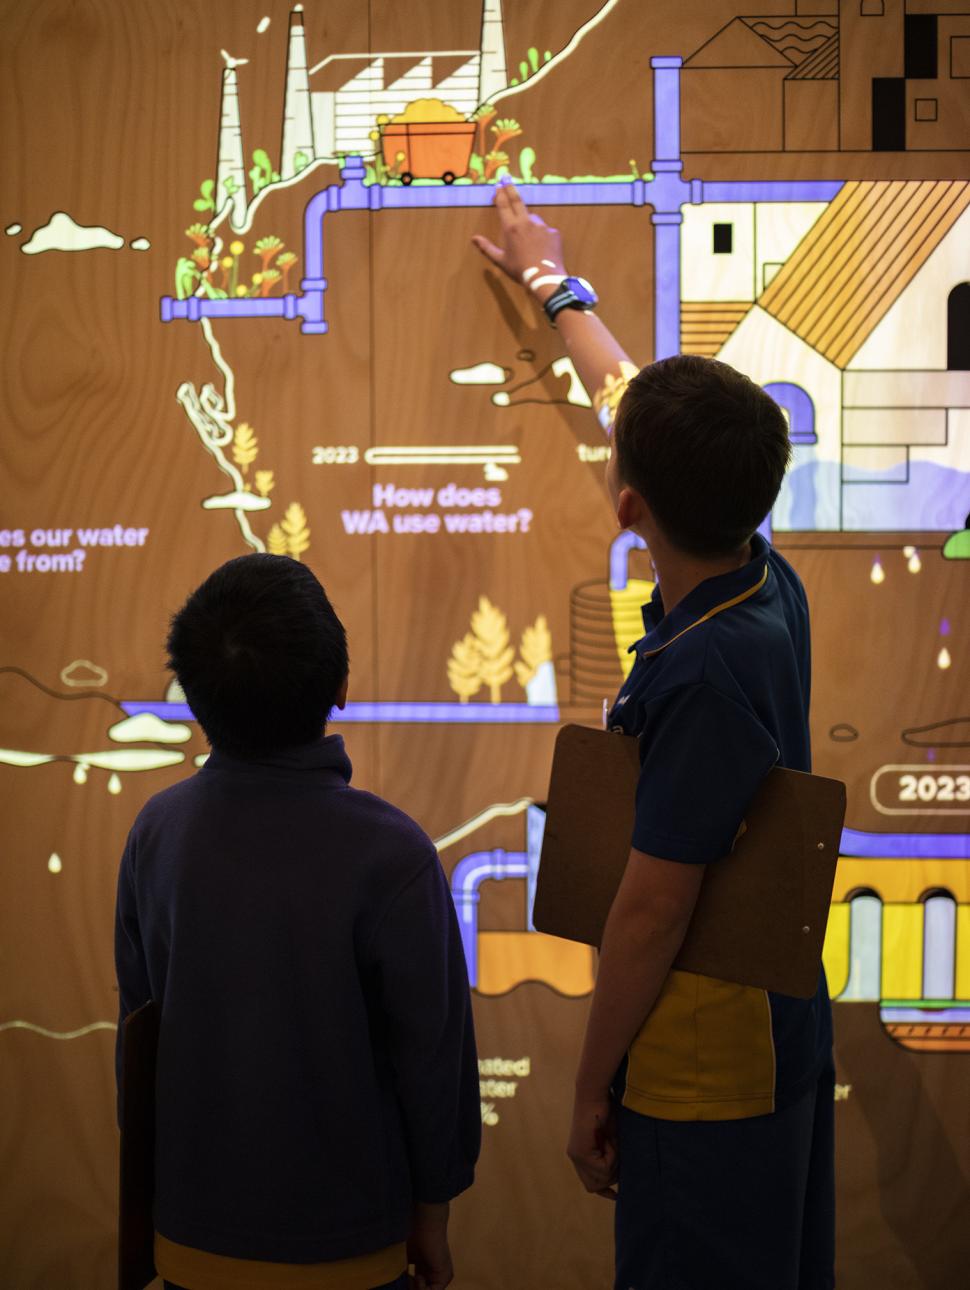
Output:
[221,256,233,268]
[235,285,248,297]
[252,272,263,284]
[230,241,244,255]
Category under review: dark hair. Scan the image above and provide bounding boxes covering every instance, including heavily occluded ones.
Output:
[612,355,791,557]
[167,554,348,758]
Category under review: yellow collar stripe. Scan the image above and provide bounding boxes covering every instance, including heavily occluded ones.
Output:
[640,565,769,659]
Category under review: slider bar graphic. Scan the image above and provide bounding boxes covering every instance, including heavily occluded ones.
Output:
[363,445,521,466]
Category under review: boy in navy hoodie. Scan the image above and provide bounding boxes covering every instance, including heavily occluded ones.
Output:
[115,554,480,1290]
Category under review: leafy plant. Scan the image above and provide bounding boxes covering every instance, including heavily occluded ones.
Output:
[254,236,284,272]
[249,148,280,195]
[491,118,522,153]
[254,469,275,498]
[509,46,552,86]
[276,251,298,291]
[232,423,258,476]
[193,179,216,213]
[293,150,310,174]
[175,257,200,300]
[514,616,552,689]
[484,150,509,181]
[259,269,281,296]
[448,633,483,703]
[281,502,310,559]
[266,523,288,555]
[471,597,515,703]
[518,146,537,184]
[471,104,497,159]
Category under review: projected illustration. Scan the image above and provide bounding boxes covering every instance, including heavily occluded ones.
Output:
[3,2,969,1285]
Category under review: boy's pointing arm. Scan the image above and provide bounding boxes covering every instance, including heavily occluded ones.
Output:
[472,182,639,436]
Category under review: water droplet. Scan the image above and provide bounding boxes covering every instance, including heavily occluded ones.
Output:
[902,545,915,558]
[937,647,951,670]
[869,557,885,585]
[108,773,122,795]
[48,853,62,874]
[491,392,510,407]
[940,618,950,637]
[73,762,88,785]
[927,748,937,762]
[907,552,921,574]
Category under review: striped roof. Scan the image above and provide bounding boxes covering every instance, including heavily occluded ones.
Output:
[757,180,970,368]
[785,31,838,80]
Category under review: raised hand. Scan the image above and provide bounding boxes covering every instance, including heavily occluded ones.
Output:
[471,181,566,285]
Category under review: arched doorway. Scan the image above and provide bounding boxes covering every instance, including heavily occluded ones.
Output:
[762,381,818,534]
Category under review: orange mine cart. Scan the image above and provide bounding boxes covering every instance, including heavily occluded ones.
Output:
[380,120,477,185]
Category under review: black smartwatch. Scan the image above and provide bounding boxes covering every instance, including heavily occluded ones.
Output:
[542,276,598,326]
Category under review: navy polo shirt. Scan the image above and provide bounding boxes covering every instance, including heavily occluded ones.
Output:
[609,534,832,1119]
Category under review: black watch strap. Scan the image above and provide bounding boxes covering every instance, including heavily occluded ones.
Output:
[542,277,598,326]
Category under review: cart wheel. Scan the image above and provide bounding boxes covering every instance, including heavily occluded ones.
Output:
[442,171,456,185]
[401,172,414,186]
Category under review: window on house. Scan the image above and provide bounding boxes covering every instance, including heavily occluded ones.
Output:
[914,98,938,121]
[947,283,970,369]
[872,78,906,150]
[843,891,882,1001]
[712,223,732,254]
[921,890,956,1001]
[905,15,938,79]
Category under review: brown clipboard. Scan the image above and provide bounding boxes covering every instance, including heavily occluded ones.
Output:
[118,999,158,1290]
[532,725,846,999]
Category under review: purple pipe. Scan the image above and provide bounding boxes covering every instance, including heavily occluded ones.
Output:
[700,181,842,203]
[159,60,845,351]
[840,828,969,860]
[450,848,529,987]
[609,531,648,591]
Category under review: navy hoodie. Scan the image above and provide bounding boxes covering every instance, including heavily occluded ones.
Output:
[114,734,480,1263]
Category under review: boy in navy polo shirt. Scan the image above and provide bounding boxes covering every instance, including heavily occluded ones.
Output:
[473,186,834,1289]
[115,555,480,1290]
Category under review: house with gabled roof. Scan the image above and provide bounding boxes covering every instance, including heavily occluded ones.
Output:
[714,179,970,531]
[681,3,970,154]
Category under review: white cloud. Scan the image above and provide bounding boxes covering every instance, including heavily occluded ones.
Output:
[449,362,509,385]
[202,490,272,511]
[21,212,125,255]
[108,714,192,744]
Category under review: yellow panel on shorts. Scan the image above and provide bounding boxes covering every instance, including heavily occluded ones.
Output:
[623,968,775,1122]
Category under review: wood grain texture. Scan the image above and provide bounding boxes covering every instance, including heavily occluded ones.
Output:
[1,2,968,1287]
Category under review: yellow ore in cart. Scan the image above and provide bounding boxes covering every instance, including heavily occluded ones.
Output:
[380,98,476,185]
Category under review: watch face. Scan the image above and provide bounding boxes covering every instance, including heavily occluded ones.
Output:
[564,276,598,307]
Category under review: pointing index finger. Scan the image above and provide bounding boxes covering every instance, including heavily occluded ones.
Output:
[503,181,528,220]
[495,180,528,228]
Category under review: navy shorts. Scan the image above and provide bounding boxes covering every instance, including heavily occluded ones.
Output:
[614,1065,835,1290]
